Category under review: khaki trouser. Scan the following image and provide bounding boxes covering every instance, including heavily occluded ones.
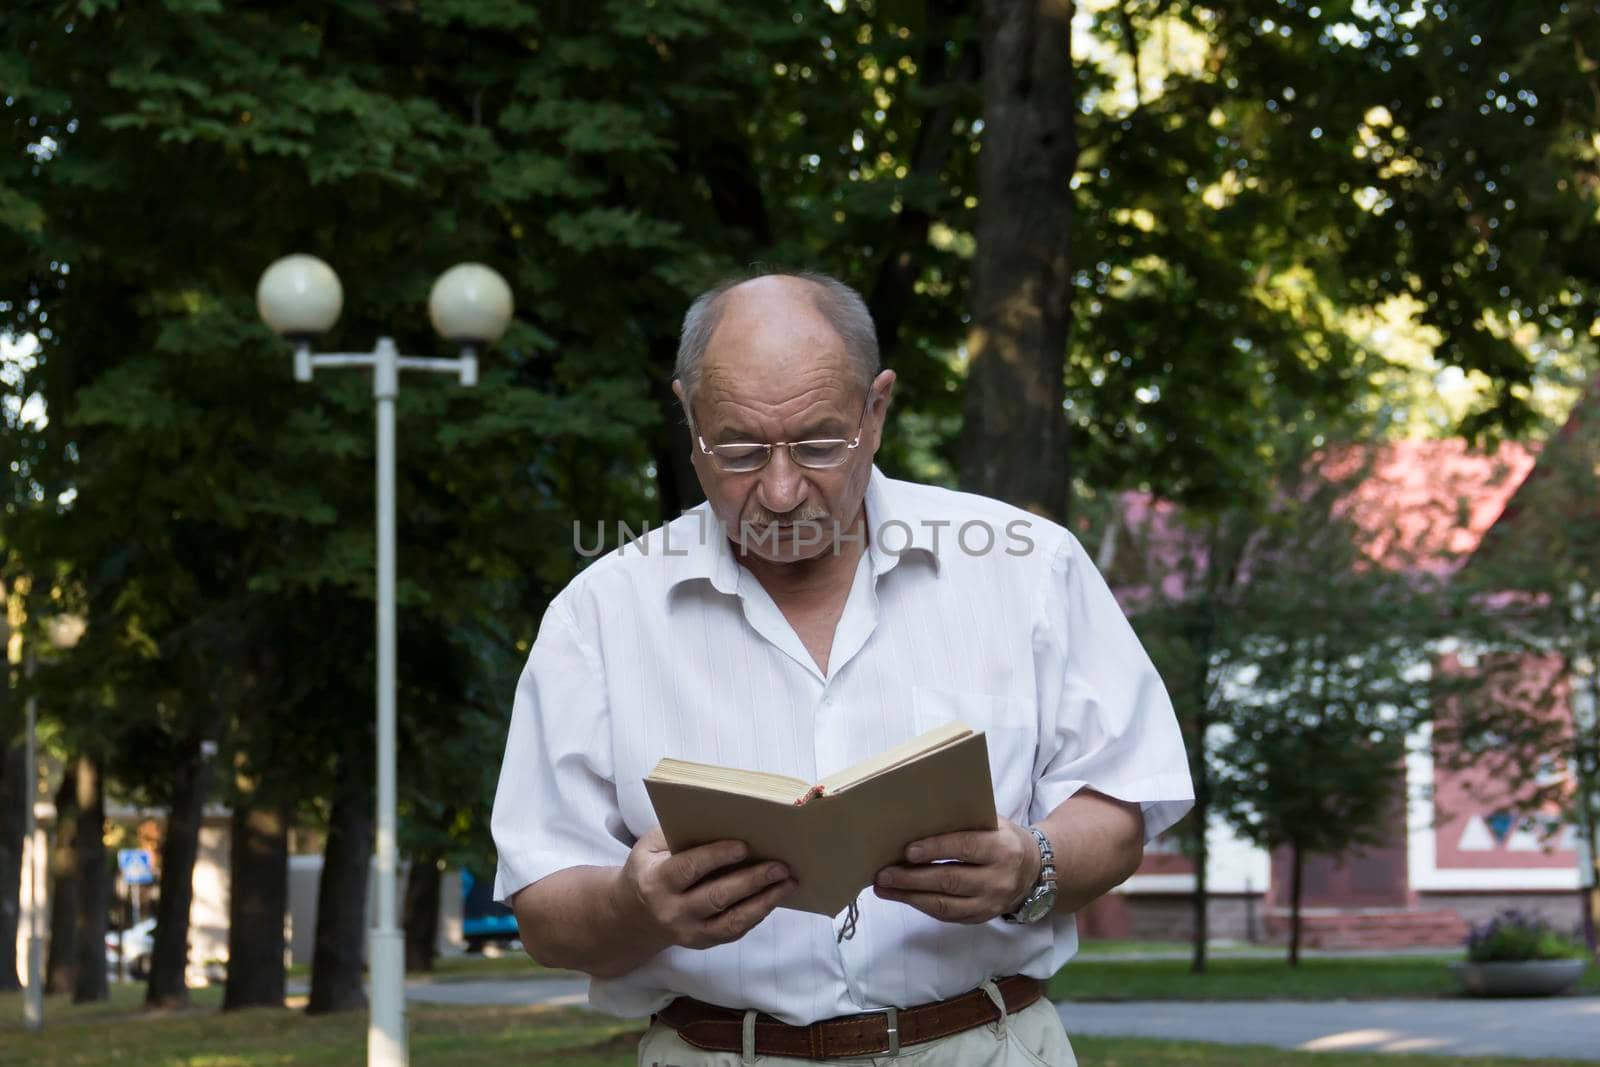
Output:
[637,993,1076,1067]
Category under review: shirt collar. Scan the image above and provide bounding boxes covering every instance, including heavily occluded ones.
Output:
[663,466,943,597]
[662,504,741,596]
[863,466,943,578]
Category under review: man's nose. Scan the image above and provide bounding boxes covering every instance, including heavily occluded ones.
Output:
[756,447,808,515]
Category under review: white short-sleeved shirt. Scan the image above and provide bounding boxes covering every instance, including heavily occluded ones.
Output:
[491,467,1193,1025]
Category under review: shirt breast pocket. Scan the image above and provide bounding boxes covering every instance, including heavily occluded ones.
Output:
[911,685,1037,823]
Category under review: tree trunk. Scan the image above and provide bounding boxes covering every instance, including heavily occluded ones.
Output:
[1186,674,1212,975]
[307,758,374,1014]
[958,0,1077,520]
[1582,817,1597,957]
[1186,612,1215,975]
[403,850,443,973]
[224,796,289,1010]
[45,771,80,994]
[1288,841,1305,968]
[146,734,221,1009]
[1583,666,1600,957]
[71,755,108,1003]
[1188,768,1209,976]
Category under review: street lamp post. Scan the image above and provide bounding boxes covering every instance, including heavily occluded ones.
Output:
[23,647,42,1031]
[256,254,512,1067]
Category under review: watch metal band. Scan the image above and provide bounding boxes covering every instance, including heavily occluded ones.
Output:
[1002,825,1056,923]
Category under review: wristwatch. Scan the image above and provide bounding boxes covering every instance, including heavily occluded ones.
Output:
[1002,825,1057,924]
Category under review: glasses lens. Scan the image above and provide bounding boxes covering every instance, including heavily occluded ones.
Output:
[712,444,771,472]
[790,440,849,468]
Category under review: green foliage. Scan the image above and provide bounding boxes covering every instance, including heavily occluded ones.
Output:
[0,0,984,879]
[1213,450,1444,862]
[1117,427,1456,965]
[1465,910,1588,963]
[1066,1,1600,507]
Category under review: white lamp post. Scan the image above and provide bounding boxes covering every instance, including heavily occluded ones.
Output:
[256,254,512,1067]
[22,646,42,1031]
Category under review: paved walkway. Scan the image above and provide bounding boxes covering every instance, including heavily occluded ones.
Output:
[396,977,1600,1061]
[1059,998,1600,1061]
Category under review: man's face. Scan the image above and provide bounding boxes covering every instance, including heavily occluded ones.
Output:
[677,278,892,566]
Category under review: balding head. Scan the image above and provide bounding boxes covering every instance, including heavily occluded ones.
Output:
[674,271,879,410]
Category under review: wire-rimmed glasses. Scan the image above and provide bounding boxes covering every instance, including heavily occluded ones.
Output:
[696,394,871,474]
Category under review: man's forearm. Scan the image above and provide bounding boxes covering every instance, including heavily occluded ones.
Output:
[1035,789,1146,914]
[512,866,666,979]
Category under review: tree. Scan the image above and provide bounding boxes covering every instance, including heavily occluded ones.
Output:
[1115,423,1463,968]
[1061,1,1600,511]
[1112,502,1257,974]
[1214,447,1448,965]
[1444,378,1600,951]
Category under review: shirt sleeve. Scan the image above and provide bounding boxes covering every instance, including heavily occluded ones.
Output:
[491,596,632,904]
[1031,534,1194,840]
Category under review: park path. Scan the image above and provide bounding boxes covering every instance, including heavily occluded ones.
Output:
[392,974,1600,1061]
[1058,997,1600,1061]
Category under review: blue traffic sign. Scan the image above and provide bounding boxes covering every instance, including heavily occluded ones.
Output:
[117,848,155,887]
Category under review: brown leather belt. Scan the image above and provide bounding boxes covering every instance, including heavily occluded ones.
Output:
[653,974,1044,1059]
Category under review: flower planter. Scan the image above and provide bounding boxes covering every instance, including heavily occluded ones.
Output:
[1451,959,1588,997]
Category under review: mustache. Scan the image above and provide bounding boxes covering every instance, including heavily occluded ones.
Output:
[743,504,832,527]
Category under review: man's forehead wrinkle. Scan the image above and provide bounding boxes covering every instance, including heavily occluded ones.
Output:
[699,380,854,441]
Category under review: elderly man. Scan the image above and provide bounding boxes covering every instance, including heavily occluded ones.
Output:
[491,271,1192,1066]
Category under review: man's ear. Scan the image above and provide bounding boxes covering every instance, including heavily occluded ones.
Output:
[870,369,896,422]
[866,369,896,455]
[671,379,692,429]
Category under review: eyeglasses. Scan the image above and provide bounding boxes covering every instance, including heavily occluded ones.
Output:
[696,394,871,474]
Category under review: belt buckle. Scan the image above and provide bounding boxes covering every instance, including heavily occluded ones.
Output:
[882,1005,900,1057]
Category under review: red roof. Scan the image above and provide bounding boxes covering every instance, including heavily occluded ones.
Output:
[1333,439,1537,577]
[1111,439,1539,605]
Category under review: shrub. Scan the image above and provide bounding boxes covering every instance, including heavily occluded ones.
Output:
[1465,910,1588,963]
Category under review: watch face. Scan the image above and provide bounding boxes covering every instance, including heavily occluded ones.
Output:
[1019,887,1056,924]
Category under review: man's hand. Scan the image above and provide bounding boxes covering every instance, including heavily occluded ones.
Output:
[872,820,1040,924]
[613,827,797,951]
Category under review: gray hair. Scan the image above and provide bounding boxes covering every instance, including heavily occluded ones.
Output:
[674,271,880,408]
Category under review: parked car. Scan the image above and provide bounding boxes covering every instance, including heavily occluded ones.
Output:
[461,870,518,952]
[105,918,156,979]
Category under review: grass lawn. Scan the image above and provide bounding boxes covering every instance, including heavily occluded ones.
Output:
[1052,955,1600,1001]
[5,991,1597,1067]
[1,987,640,1066]
[1076,938,1276,957]
[285,949,571,983]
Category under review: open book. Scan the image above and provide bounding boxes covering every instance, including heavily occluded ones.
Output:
[643,721,997,917]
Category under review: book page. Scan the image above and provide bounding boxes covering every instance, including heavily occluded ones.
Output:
[647,757,813,805]
[815,720,972,796]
